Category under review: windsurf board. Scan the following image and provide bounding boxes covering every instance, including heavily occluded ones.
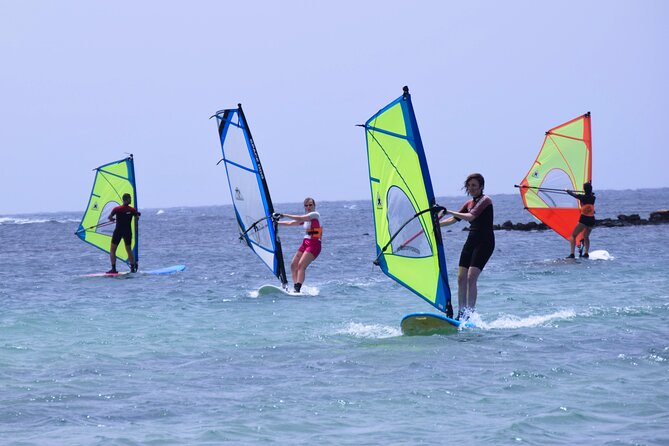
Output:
[257,284,301,296]
[401,312,475,336]
[83,264,186,277]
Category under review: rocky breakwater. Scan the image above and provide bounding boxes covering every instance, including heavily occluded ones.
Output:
[494,209,669,231]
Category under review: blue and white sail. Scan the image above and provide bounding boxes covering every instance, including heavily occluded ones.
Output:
[213,105,288,287]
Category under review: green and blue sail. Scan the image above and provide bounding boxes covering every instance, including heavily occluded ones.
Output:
[362,87,452,315]
[213,105,288,287]
[75,155,138,265]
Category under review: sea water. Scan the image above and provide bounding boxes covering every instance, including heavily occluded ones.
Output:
[1,189,668,445]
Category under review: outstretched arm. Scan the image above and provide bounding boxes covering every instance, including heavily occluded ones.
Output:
[276,211,316,225]
[444,209,475,222]
[277,218,303,226]
[439,215,459,226]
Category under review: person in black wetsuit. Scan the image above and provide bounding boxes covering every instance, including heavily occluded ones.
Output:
[565,182,595,259]
[440,173,495,320]
[107,193,141,273]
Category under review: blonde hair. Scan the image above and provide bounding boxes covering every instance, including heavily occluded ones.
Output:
[303,197,316,207]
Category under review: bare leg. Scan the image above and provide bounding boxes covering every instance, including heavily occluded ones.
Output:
[457,267,468,313]
[569,223,586,255]
[582,227,592,255]
[110,243,118,267]
[125,243,135,265]
[296,251,316,284]
[290,251,301,283]
[466,267,482,310]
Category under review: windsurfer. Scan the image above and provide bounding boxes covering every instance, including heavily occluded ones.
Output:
[275,197,322,293]
[107,193,140,273]
[565,182,595,258]
[440,173,495,320]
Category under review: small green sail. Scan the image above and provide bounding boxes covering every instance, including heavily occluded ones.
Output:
[75,155,138,264]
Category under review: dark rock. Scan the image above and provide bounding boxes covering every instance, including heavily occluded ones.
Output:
[494,210,668,231]
[650,209,669,223]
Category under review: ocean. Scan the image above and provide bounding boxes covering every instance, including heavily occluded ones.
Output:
[1,189,668,445]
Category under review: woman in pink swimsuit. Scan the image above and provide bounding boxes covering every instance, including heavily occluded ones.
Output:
[277,197,322,293]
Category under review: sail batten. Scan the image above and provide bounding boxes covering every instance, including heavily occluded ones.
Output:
[213,105,288,287]
[363,87,451,315]
[519,113,592,243]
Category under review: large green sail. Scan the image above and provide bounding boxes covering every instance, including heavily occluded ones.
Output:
[362,87,451,315]
[75,155,138,264]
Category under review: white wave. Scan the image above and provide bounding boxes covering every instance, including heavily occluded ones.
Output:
[337,322,401,338]
[0,217,79,225]
[300,285,319,296]
[156,209,165,215]
[478,309,576,330]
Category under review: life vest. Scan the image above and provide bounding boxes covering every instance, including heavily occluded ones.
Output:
[305,218,322,239]
[306,226,322,239]
[581,203,595,217]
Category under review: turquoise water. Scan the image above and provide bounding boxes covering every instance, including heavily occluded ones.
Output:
[1,189,668,445]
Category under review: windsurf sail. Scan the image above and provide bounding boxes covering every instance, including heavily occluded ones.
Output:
[75,155,138,264]
[212,104,288,287]
[361,86,452,316]
[518,112,592,244]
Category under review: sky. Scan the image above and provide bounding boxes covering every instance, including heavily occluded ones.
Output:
[1,0,668,215]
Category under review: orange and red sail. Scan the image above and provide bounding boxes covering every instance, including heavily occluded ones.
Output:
[519,113,592,244]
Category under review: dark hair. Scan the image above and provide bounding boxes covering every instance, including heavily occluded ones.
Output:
[583,182,593,195]
[122,193,132,204]
[463,173,485,192]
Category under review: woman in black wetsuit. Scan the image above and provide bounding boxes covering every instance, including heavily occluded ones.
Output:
[566,182,595,258]
[440,173,495,320]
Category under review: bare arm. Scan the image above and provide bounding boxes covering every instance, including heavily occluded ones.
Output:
[445,209,476,222]
[277,218,303,226]
[277,211,317,225]
[439,216,459,227]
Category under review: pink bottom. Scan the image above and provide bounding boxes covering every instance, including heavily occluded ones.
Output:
[298,238,322,258]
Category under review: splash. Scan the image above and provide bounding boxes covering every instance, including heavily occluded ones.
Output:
[478,309,576,330]
[338,322,401,339]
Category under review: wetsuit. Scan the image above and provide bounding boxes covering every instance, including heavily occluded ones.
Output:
[110,205,140,245]
[456,195,495,270]
[298,211,322,258]
[567,191,596,227]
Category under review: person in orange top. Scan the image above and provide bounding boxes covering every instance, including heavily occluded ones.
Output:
[565,182,596,258]
[275,197,322,293]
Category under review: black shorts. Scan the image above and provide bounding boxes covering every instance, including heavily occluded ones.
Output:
[579,215,596,228]
[459,234,495,271]
[111,229,132,245]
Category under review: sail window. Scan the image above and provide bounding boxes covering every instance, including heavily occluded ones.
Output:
[387,186,431,258]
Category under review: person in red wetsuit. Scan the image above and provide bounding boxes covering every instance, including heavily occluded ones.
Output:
[440,173,495,321]
[107,193,141,273]
[275,197,322,293]
[565,182,596,259]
